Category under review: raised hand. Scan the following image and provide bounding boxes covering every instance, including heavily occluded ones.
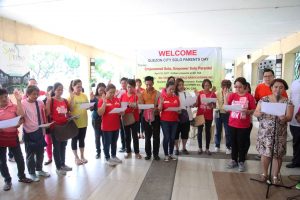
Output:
[13,88,22,101]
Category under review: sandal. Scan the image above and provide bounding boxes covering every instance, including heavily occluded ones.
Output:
[273,176,281,184]
[260,174,268,182]
[18,177,33,183]
[75,158,83,165]
[81,158,88,164]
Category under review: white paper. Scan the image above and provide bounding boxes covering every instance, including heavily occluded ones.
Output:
[0,116,21,129]
[38,122,54,128]
[223,105,243,111]
[121,102,128,108]
[37,95,46,101]
[201,97,217,104]
[109,107,127,114]
[138,104,154,110]
[261,102,287,116]
[68,115,80,121]
[165,107,181,112]
[79,102,95,109]
[185,96,197,107]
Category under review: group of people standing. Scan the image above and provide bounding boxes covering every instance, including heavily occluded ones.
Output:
[1,67,300,191]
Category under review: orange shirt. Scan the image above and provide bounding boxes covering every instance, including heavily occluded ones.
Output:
[254,83,288,102]
[141,89,158,104]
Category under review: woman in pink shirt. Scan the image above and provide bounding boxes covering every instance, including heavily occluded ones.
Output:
[225,77,256,172]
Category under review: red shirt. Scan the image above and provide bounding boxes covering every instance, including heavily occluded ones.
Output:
[136,88,145,94]
[120,93,139,121]
[228,93,256,128]
[0,102,18,133]
[254,83,288,102]
[196,91,217,120]
[51,98,68,125]
[159,94,180,122]
[98,97,121,131]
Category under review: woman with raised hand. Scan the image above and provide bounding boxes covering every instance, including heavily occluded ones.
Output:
[68,79,89,165]
[97,84,123,166]
[254,79,293,183]
[158,81,180,162]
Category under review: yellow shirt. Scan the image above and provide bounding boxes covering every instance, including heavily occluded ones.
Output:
[68,93,89,128]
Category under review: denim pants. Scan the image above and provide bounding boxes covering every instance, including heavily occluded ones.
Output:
[161,121,178,156]
[215,113,231,149]
[24,140,44,175]
[92,119,103,155]
[103,130,119,160]
[51,134,67,170]
[0,145,26,183]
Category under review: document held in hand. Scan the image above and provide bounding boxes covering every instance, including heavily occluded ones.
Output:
[138,104,154,110]
[223,105,243,112]
[80,102,95,109]
[165,107,181,112]
[261,102,287,116]
[109,107,127,114]
[0,116,21,129]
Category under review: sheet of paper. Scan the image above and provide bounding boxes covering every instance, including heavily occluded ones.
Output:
[223,105,243,111]
[138,104,154,110]
[201,97,217,104]
[185,96,197,106]
[121,102,128,108]
[261,102,287,116]
[37,95,46,101]
[38,122,54,128]
[165,107,181,112]
[0,116,21,129]
[68,115,80,121]
[79,102,95,109]
[109,107,127,114]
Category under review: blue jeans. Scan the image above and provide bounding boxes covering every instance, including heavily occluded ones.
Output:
[103,131,119,160]
[161,121,178,156]
[92,119,103,155]
[215,113,231,149]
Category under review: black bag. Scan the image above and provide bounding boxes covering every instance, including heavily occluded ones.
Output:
[52,119,79,142]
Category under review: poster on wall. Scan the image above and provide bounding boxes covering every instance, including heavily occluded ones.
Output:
[136,47,222,91]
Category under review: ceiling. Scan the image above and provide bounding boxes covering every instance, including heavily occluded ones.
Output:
[1,0,300,63]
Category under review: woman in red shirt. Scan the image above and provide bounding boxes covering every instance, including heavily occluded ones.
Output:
[120,79,142,159]
[196,79,216,155]
[158,81,180,162]
[46,82,72,175]
[225,77,256,172]
[98,84,123,166]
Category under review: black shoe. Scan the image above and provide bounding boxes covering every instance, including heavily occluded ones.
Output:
[119,148,126,153]
[95,154,100,159]
[182,149,190,155]
[3,182,12,191]
[145,156,151,160]
[286,162,300,168]
[175,150,180,156]
[154,156,160,161]
[44,160,52,165]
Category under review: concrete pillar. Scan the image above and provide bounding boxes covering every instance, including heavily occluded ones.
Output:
[282,53,296,86]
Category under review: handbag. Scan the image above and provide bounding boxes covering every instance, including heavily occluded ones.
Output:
[52,119,79,142]
[192,114,205,127]
[123,113,136,126]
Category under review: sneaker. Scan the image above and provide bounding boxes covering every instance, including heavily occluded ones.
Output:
[119,148,126,153]
[182,149,190,155]
[238,162,246,172]
[3,182,12,191]
[29,174,40,182]
[169,155,177,161]
[175,150,180,156]
[154,156,160,161]
[56,169,66,176]
[145,156,151,160]
[111,156,122,164]
[61,165,72,171]
[106,159,117,166]
[226,160,238,169]
[36,170,50,177]
[214,147,220,153]
[225,148,231,155]
[164,156,170,162]
[8,157,15,162]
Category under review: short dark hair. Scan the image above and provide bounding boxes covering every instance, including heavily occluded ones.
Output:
[105,84,116,92]
[135,78,142,84]
[26,85,40,95]
[144,76,154,82]
[263,68,274,76]
[52,82,63,97]
[202,79,212,89]
[95,83,106,96]
[120,77,128,83]
[0,88,8,96]
[166,81,175,88]
[270,78,289,90]
[234,77,247,88]
[127,79,136,87]
[29,78,36,82]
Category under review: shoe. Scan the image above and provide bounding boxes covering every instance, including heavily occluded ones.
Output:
[111,156,122,164]
[3,182,12,191]
[106,159,117,166]
[154,156,160,161]
[119,148,126,153]
[164,156,170,162]
[214,147,220,153]
[145,156,151,160]
[225,148,231,155]
[135,153,142,159]
[238,162,246,172]
[29,174,40,182]
[56,169,67,176]
[169,155,177,161]
[8,157,15,162]
[36,170,50,177]
[226,160,238,169]
[44,160,52,165]
[80,158,88,164]
[95,154,100,159]
[124,153,132,159]
[175,150,179,156]
[61,165,72,171]
[296,182,300,190]
[18,177,33,183]
[286,162,300,168]
[182,149,190,155]
[205,150,212,156]
[198,149,203,155]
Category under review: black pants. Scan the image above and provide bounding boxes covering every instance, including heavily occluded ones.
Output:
[143,116,160,157]
[229,126,248,163]
[0,145,26,183]
[51,134,67,170]
[24,142,44,175]
[137,112,145,134]
[290,125,300,165]
[197,120,212,149]
[71,127,87,150]
[92,119,103,154]
[124,122,139,154]
[119,120,126,149]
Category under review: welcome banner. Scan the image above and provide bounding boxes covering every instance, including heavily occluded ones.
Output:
[136,48,222,91]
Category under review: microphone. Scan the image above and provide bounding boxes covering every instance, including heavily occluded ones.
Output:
[276,89,281,102]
